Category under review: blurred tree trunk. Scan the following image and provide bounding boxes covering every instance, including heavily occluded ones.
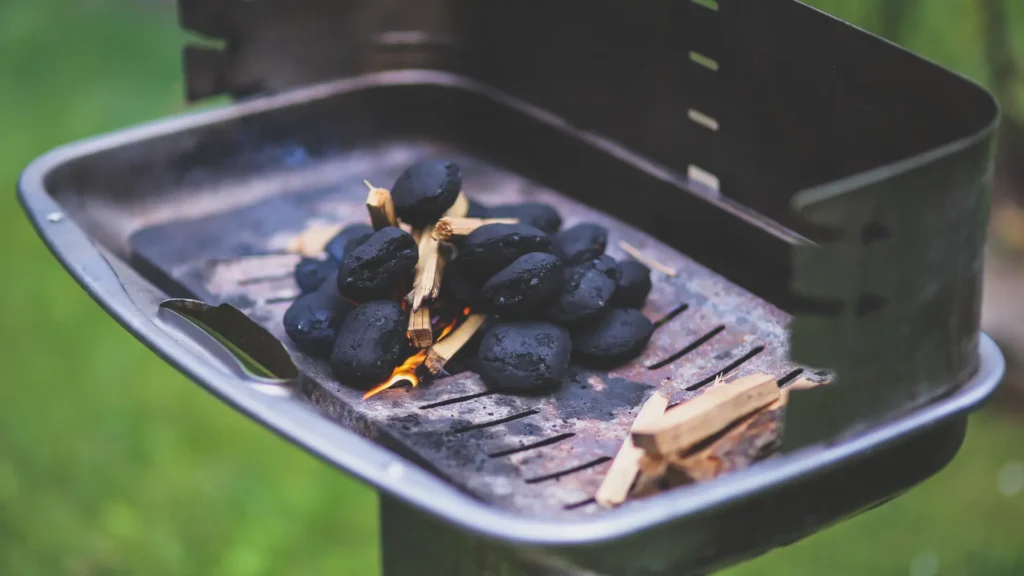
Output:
[979,0,1024,200]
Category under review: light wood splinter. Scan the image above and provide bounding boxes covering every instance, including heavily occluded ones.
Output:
[408,307,434,348]
[425,314,487,375]
[365,180,398,230]
[595,391,668,508]
[432,217,519,241]
[408,225,447,310]
[631,373,780,458]
[618,240,678,277]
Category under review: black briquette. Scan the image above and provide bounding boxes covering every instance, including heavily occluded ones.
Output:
[475,321,571,392]
[486,202,562,234]
[331,300,410,388]
[552,223,608,265]
[546,261,617,325]
[390,159,463,227]
[480,252,563,314]
[573,308,654,365]
[325,223,373,262]
[283,286,354,358]
[442,257,486,307]
[459,223,551,275]
[294,257,338,293]
[336,227,418,302]
[612,260,652,308]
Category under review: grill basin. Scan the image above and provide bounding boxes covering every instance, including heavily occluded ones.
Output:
[129,129,814,516]
[18,0,1004,573]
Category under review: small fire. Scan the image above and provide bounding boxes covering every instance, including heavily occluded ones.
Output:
[463,306,472,316]
[437,319,457,341]
[362,308,471,400]
[363,349,428,399]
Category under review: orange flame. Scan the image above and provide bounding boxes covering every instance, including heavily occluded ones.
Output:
[363,349,428,399]
[462,306,472,316]
[437,319,457,341]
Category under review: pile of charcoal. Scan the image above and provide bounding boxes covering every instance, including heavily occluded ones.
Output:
[283,159,656,397]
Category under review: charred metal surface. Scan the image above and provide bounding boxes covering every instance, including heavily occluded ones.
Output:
[132,146,815,516]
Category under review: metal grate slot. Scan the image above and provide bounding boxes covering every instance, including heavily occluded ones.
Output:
[487,433,576,458]
[648,325,725,369]
[451,409,540,434]
[685,346,766,392]
[777,368,805,386]
[653,303,689,328]
[525,457,613,484]
[419,391,496,409]
[562,497,597,511]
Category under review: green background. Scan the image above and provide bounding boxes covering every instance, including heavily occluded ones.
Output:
[2,1,1022,574]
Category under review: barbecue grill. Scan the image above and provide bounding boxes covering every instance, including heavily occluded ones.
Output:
[18,1,1006,574]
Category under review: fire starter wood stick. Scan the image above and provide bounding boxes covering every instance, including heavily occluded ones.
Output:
[432,217,519,241]
[631,373,780,458]
[664,377,825,483]
[408,224,446,310]
[618,240,677,277]
[408,307,434,348]
[425,314,487,375]
[596,391,668,508]
[365,180,398,230]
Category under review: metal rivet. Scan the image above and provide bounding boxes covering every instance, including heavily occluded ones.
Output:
[47,212,64,223]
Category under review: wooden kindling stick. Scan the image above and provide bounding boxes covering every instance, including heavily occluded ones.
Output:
[432,217,518,241]
[408,307,434,348]
[365,180,397,230]
[631,373,780,458]
[663,377,825,483]
[618,240,677,277]
[408,225,448,310]
[595,391,668,508]
[425,314,487,375]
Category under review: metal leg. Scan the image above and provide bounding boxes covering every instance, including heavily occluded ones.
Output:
[379,494,596,576]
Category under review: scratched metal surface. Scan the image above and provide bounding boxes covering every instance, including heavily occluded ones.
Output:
[131,141,821,517]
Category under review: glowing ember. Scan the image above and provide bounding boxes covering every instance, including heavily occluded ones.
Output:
[363,349,428,399]
[462,306,472,316]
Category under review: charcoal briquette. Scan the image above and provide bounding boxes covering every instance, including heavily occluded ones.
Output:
[546,261,617,325]
[480,252,563,314]
[592,254,618,279]
[294,257,338,293]
[485,202,562,234]
[331,300,410,388]
[612,260,652,308]
[552,223,608,265]
[283,286,354,358]
[573,308,654,365]
[442,257,486,307]
[459,223,551,275]
[336,227,418,302]
[475,321,571,392]
[325,223,373,262]
[391,159,463,227]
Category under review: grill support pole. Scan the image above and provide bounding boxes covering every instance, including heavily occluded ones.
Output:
[380,495,597,576]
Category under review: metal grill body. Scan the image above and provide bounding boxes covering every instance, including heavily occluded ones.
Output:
[18,1,1003,574]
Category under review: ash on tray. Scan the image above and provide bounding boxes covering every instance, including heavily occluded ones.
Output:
[281,158,657,397]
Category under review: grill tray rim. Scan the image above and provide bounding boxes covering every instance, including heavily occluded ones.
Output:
[17,72,1004,549]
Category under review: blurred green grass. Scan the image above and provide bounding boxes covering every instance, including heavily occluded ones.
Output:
[0,1,1021,575]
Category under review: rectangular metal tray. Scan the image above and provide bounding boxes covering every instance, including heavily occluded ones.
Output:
[19,70,1004,574]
